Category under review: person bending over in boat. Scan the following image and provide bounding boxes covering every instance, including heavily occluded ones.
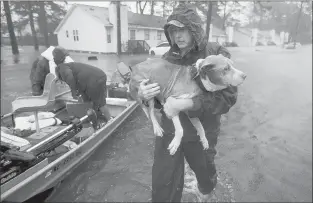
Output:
[53,56,111,123]
[29,46,69,96]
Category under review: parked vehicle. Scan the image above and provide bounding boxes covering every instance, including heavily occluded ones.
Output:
[267,41,277,46]
[285,42,302,49]
[127,40,150,54]
[149,42,170,56]
[255,41,264,46]
[222,41,238,47]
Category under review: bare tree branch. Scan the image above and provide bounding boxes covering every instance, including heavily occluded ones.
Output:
[138,1,148,14]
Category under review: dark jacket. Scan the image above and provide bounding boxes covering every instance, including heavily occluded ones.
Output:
[29,46,69,96]
[55,62,107,99]
[158,3,238,142]
[29,56,50,96]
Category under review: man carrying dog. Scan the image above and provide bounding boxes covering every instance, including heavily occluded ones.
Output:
[29,46,69,96]
[138,3,238,202]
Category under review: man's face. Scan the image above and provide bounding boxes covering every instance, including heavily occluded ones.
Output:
[168,26,193,49]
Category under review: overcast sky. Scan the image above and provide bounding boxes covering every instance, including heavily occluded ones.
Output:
[69,1,141,14]
[68,1,165,16]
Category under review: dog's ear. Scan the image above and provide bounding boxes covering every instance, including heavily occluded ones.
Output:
[195,59,205,70]
[226,57,234,66]
[199,64,215,80]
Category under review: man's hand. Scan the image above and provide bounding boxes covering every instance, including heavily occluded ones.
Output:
[163,97,194,119]
[72,93,78,100]
[71,93,83,103]
[138,79,160,101]
[77,95,84,103]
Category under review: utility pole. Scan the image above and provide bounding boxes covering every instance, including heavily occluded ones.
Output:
[206,1,213,42]
[116,1,122,55]
[293,1,303,49]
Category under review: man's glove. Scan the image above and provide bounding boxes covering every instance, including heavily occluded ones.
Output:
[71,91,81,100]
[77,95,84,103]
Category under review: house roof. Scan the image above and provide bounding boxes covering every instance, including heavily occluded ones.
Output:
[54,5,76,34]
[77,4,112,26]
[55,4,226,36]
[54,4,167,34]
[128,12,166,28]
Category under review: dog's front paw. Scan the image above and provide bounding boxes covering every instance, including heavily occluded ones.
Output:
[168,130,183,155]
[200,136,209,150]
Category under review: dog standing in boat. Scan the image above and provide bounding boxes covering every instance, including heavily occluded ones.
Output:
[129,54,247,155]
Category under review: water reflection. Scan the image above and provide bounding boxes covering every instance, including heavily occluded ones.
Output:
[1,46,151,81]
[13,54,20,64]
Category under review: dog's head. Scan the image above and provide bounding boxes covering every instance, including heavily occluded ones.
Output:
[195,54,246,91]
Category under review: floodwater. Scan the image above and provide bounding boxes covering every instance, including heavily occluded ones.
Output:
[51,45,312,202]
[1,46,151,115]
[1,45,312,202]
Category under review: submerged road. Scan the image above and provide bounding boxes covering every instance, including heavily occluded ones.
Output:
[2,45,312,202]
[50,45,312,202]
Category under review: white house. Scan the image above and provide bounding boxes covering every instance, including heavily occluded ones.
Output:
[54,3,168,54]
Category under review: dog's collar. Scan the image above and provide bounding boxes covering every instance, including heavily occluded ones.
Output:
[191,63,199,79]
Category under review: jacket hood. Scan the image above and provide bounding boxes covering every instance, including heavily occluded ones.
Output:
[52,46,69,65]
[164,3,207,51]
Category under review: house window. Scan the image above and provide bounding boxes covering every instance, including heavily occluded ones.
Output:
[144,29,150,40]
[157,31,162,40]
[73,30,79,41]
[106,28,111,43]
[66,30,69,38]
[130,30,136,40]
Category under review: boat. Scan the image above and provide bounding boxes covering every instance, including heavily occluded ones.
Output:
[0,72,138,202]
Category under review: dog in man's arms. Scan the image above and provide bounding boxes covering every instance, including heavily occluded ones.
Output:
[128,54,247,155]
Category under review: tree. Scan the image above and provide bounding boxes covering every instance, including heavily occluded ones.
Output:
[293,1,303,47]
[206,2,214,41]
[190,1,223,28]
[27,1,39,50]
[3,1,19,55]
[162,1,165,17]
[150,0,155,15]
[257,2,311,36]
[38,1,49,47]
[162,1,177,18]
[9,1,67,36]
[137,1,148,14]
[237,1,312,43]
[220,1,227,30]
[8,2,39,50]
[217,1,250,29]
[1,3,8,36]
[42,1,67,34]
[14,18,29,37]
[255,1,272,29]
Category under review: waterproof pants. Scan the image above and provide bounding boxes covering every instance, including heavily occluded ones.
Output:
[151,112,218,202]
[81,76,107,118]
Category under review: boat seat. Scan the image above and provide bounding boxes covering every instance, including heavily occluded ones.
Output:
[11,73,58,134]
